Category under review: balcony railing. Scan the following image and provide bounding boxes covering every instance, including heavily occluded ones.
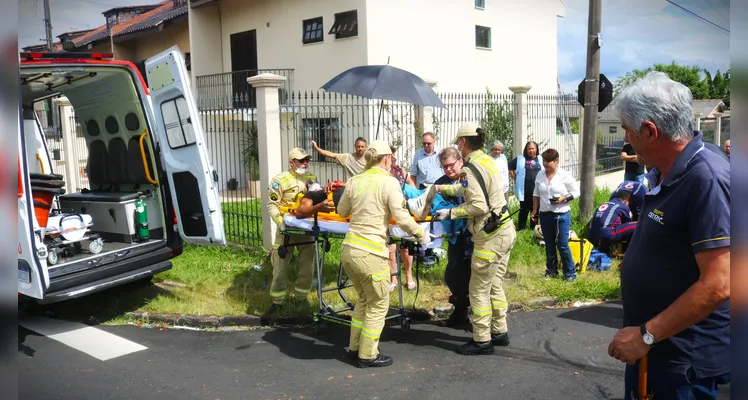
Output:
[195,69,294,111]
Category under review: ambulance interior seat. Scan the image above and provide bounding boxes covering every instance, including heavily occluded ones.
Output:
[57,115,146,204]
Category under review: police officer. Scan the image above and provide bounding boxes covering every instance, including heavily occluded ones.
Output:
[432,122,517,356]
[266,148,317,315]
[336,140,431,368]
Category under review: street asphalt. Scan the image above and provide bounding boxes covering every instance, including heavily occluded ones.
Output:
[18,302,730,400]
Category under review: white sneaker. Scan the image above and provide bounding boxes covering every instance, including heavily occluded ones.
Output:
[407,185,436,220]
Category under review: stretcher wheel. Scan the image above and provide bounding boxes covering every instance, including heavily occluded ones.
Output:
[278,245,288,259]
[89,238,103,254]
[46,247,58,265]
[313,321,321,335]
[401,319,411,334]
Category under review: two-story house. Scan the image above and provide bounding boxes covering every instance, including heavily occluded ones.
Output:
[189,0,565,94]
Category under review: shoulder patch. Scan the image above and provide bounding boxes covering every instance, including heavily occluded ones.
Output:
[272,181,280,189]
[269,193,279,201]
[598,203,609,212]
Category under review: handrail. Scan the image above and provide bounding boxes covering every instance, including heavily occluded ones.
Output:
[139,130,159,185]
[36,154,45,174]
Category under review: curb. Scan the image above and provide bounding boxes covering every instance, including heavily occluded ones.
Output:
[126,297,565,330]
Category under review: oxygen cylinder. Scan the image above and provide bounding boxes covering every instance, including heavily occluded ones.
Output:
[135,195,150,240]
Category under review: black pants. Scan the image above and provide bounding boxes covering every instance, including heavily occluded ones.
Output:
[518,200,536,230]
[444,233,474,311]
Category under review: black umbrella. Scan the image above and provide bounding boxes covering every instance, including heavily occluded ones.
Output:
[321,64,445,138]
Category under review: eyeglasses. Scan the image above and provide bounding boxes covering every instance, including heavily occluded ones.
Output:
[441,159,461,170]
[295,159,310,164]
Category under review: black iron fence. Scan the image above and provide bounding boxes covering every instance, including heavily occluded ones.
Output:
[195,69,295,111]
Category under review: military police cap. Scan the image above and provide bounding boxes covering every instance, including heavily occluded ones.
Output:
[289,148,312,161]
[368,140,393,156]
[452,122,482,144]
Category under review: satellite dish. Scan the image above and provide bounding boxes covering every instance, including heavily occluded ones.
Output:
[62,40,76,52]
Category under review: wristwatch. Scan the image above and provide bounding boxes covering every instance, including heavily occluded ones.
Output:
[640,324,656,346]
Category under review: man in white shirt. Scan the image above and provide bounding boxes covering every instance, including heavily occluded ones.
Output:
[530,148,580,282]
[490,140,510,198]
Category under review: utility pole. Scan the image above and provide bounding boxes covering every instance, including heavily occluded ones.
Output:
[43,0,53,51]
[579,0,602,221]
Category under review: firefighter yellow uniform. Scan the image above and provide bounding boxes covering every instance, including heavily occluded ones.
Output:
[267,148,317,305]
[336,141,428,366]
[435,124,517,354]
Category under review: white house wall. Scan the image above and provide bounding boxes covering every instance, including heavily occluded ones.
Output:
[364,0,563,94]
[218,0,369,90]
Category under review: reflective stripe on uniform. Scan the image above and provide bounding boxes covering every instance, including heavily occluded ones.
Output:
[361,327,382,339]
[472,306,492,317]
[343,234,387,253]
[371,268,390,282]
[351,318,364,329]
[273,244,281,249]
[473,153,500,175]
[492,299,508,309]
[295,287,311,294]
[270,290,287,298]
[473,248,495,260]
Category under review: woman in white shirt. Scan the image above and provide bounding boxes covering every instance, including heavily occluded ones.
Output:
[490,140,510,198]
[530,148,580,282]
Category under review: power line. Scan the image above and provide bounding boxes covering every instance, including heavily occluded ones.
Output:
[703,0,729,26]
[665,0,730,34]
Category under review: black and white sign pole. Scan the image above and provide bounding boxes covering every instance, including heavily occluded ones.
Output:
[580,0,602,221]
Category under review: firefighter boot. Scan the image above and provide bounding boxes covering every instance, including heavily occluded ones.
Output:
[456,340,494,356]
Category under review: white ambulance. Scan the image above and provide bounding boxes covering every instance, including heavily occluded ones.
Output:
[18,48,225,304]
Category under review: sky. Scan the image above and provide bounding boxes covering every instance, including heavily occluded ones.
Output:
[19,0,730,95]
[557,0,730,93]
[18,0,146,51]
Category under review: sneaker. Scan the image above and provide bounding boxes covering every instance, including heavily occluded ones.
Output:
[491,332,510,346]
[565,276,576,283]
[357,354,393,368]
[406,185,436,220]
[456,339,494,355]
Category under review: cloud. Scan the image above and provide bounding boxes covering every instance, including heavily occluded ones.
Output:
[558,0,730,93]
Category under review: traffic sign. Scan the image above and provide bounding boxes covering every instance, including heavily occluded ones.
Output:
[577,74,614,112]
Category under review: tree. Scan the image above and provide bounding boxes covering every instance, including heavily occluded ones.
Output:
[614,62,711,99]
[481,88,514,160]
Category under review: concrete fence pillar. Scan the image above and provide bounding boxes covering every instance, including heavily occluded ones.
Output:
[415,79,438,144]
[509,86,532,159]
[247,73,287,249]
[714,114,722,145]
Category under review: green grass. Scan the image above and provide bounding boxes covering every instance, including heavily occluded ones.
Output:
[37,187,620,325]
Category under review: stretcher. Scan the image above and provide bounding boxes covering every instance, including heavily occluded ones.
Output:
[277,211,447,335]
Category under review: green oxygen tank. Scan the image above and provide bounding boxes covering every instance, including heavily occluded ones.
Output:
[135,195,150,240]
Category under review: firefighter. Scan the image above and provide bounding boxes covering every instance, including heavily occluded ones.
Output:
[432,122,517,356]
[588,190,638,255]
[336,140,431,368]
[265,148,317,316]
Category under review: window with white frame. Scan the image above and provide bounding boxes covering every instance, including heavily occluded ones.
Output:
[301,118,341,162]
[328,10,358,39]
[475,0,485,8]
[475,25,491,49]
[303,17,324,44]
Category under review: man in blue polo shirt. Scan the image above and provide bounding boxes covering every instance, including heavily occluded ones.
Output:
[606,72,730,399]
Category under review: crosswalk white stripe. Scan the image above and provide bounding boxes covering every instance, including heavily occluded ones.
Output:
[19,316,148,361]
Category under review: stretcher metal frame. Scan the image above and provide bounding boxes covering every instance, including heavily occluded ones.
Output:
[277,213,427,335]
